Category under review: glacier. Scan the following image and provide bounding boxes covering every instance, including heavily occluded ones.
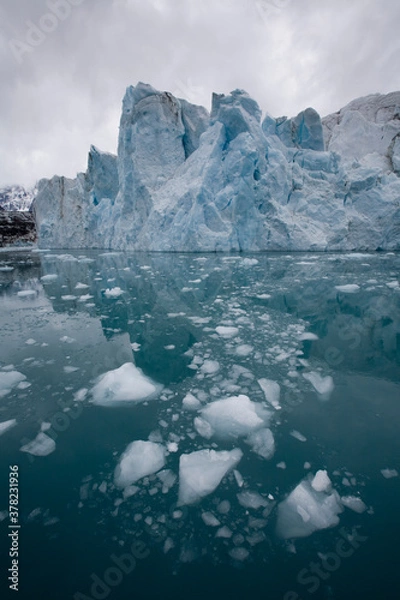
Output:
[33,84,400,251]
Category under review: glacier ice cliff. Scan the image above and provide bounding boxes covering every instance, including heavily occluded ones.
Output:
[33,85,400,251]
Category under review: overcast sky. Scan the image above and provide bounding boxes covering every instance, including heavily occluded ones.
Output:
[0,0,399,188]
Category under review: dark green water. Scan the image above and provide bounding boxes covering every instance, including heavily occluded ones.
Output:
[0,250,399,600]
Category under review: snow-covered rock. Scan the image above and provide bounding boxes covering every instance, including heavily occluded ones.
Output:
[34,85,400,252]
[0,186,36,211]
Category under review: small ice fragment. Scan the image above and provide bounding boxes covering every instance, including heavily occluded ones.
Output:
[40,274,58,282]
[163,538,174,553]
[215,326,239,338]
[17,290,37,298]
[229,547,249,561]
[311,470,332,493]
[197,395,268,440]
[233,469,244,488]
[104,287,124,298]
[303,372,334,401]
[201,512,221,527]
[0,371,26,397]
[256,294,271,300]
[64,366,79,373]
[98,481,107,494]
[381,468,398,479]
[200,360,220,375]
[335,284,360,294]
[75,282,89,289]
[341,496,367,513]
[216,526,232,539]
[167,442,179,453]
[246,428,275,459]
[290,430,307,443]
[257,379,281,409]
[299,332,319,341]
[182,393,201,411]
[217,500,231,514]
[60,336,75,344]
[0,419,17,436]
[304,462,311,470]
[73,388,88,402]
[164,345,175,350]
[20,433,56,456]
[235,344,254,357]
[277,462,286,469]
[25,338,36,345]
[237,491,269,509]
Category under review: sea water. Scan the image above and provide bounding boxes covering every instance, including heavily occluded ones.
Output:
[0,250,399,600]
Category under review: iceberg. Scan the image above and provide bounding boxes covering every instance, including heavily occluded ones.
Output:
[33,85,400,252]
[114,440,166,488]
[178,448,243,506]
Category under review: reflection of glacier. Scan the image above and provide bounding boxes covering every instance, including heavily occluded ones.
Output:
[32,251,400,382]
[34,85,400,251]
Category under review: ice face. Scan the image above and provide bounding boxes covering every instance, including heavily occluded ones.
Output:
[91,362,163,406]
[114,441,166,488]
[276,475,343,539]
[178,448,243,506]
[34,85,400,252]
[195,395,270,440]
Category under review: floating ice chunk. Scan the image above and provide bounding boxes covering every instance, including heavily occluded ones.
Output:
[164,538,175,553]
[167,442,179,453]
[276,477,343,539]
[182,393,201,411]
[381,468,398,479]
[98,481,108,494]
[201,512,221,527]
[229,547,249,561]
[217,500,231,514]
[311,470,332,493]
[178,448,243,506]
[303,372,334,401]
[0,419,17,436]
[25,338,36,345]
[114,441,166,488]
[104,287,124,298]
[304,462,311,470]
[200,360,220,375]
[277,462,287,469]
[216,526,233,538]
[40,274,58,282]
[216,326,239,338]
[64,366,79,374]
[256,294,271,300]
[341,496,367,513]
[0,371,26,397]
[335,284,360,293]
[61,295,77,301]
[20,433,56,457]
[299,332,319,341]
[91,363,163,406]
[257,379,281,409]
[197,395,269,440]
[75,282,89,289]
[290,430,307,443]
[235,344,254,357]
[233,469,244,488]
[386,281,399,289]
[164,345,175,350]
[242,258,259,267]
[73,388,88,402]
[60,336,75,344]
[17,290,37,298]
[157,469,177,493]
[246,428,275,459]
[237,491,269,509]
[78,294,93,303]
[194,417,214,439]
